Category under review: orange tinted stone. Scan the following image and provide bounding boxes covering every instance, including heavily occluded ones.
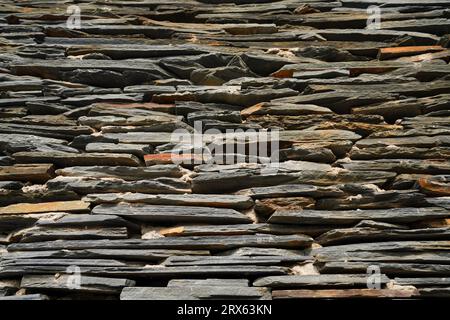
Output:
[271,69,294,78]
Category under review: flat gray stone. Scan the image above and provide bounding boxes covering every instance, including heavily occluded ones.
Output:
[7,234,313,251]
[253,274,390,288]
[269,208,450,225]
[84,193,253,210]
[91,203,252,224]
[21,274,135,294]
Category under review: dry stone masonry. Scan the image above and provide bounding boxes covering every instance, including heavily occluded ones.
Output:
[0,0,449,300]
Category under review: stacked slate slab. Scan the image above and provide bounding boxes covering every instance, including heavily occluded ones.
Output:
[0,0,449,300]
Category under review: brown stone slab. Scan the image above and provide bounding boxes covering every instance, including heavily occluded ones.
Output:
[0,201,90,215]
[378,46,444,60]
[0,164,55,183]
[272,289,418,299]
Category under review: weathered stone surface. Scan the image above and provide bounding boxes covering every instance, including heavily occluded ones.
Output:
[92,203,252,224]
[11,59,172,87]
[84,193,253,210]
[316,249,450,265]
[103,130,361,148]
[0,134,78,154]
[0,257,128,268]
[55,165,185,180]
[2,0,450,300]
[0,294,49,300]
[12,151,142,167]
[279,146,336,163]
[0,188,80,207]
[339,159,450,174]
[159,223,325,237]
[0,201,90,216]
[394,277,450,287]
[254,274,390,288]
[21,274,135,295]
[187,110,242,125]
[417,287,450,297]
[315,190,427,210]
[1,264,289,279]
[120,286,271,300]
[419,175,450,196]
[247,113,387,132]
[192,170,298,193]
[102,132,177,145]
[254,197,315,216]
[36,214,137,229]
[167,278,249,288]
[391,173,430,189]
[426,197,450,209]
[0,213,68,233]
[144,153,205,167]
[306,81,450,99]
[0,123,94,140]
[349,146,450,160]
[68,134,119,150]
[269,208,450,225]
[238,184,344,199]
[163,255,305,266]
[272,90,399,114]
[78,114,183,130]
[294,140,354,158]
[0,157,14,166]
[7,234,313,251]
[2,249,210,262]
[313,240,450,257]
[85,143,152,157]
[241,103,332,117]
[11,226,129,243]
[0,279,19,296]
[318,262,450,276]
[219,247,307,258]
[378,46,445,60]
[46,176,190,194]
[317,227,450,246]
[272,288,418,299]
[153,87,298,107]
[352,99,423,122]
[354,220,408,230]
[0,164,55,183]
[87,102,175,116]
[355,135,450,149]
[192,167,395,193]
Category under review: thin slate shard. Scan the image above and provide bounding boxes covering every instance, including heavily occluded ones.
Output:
[1,0,449,300]
[20,275,135,294]
[91,203,253,224]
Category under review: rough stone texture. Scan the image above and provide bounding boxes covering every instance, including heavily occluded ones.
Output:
[269,208,450,225]
[91,203,253,224]
[253,274,390,288]
[1,0,449,301]
[0,164,55,183]
[272,288,418,299]
[120,286,271,300]
[0,201,90,215]
[21,275,135,294]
